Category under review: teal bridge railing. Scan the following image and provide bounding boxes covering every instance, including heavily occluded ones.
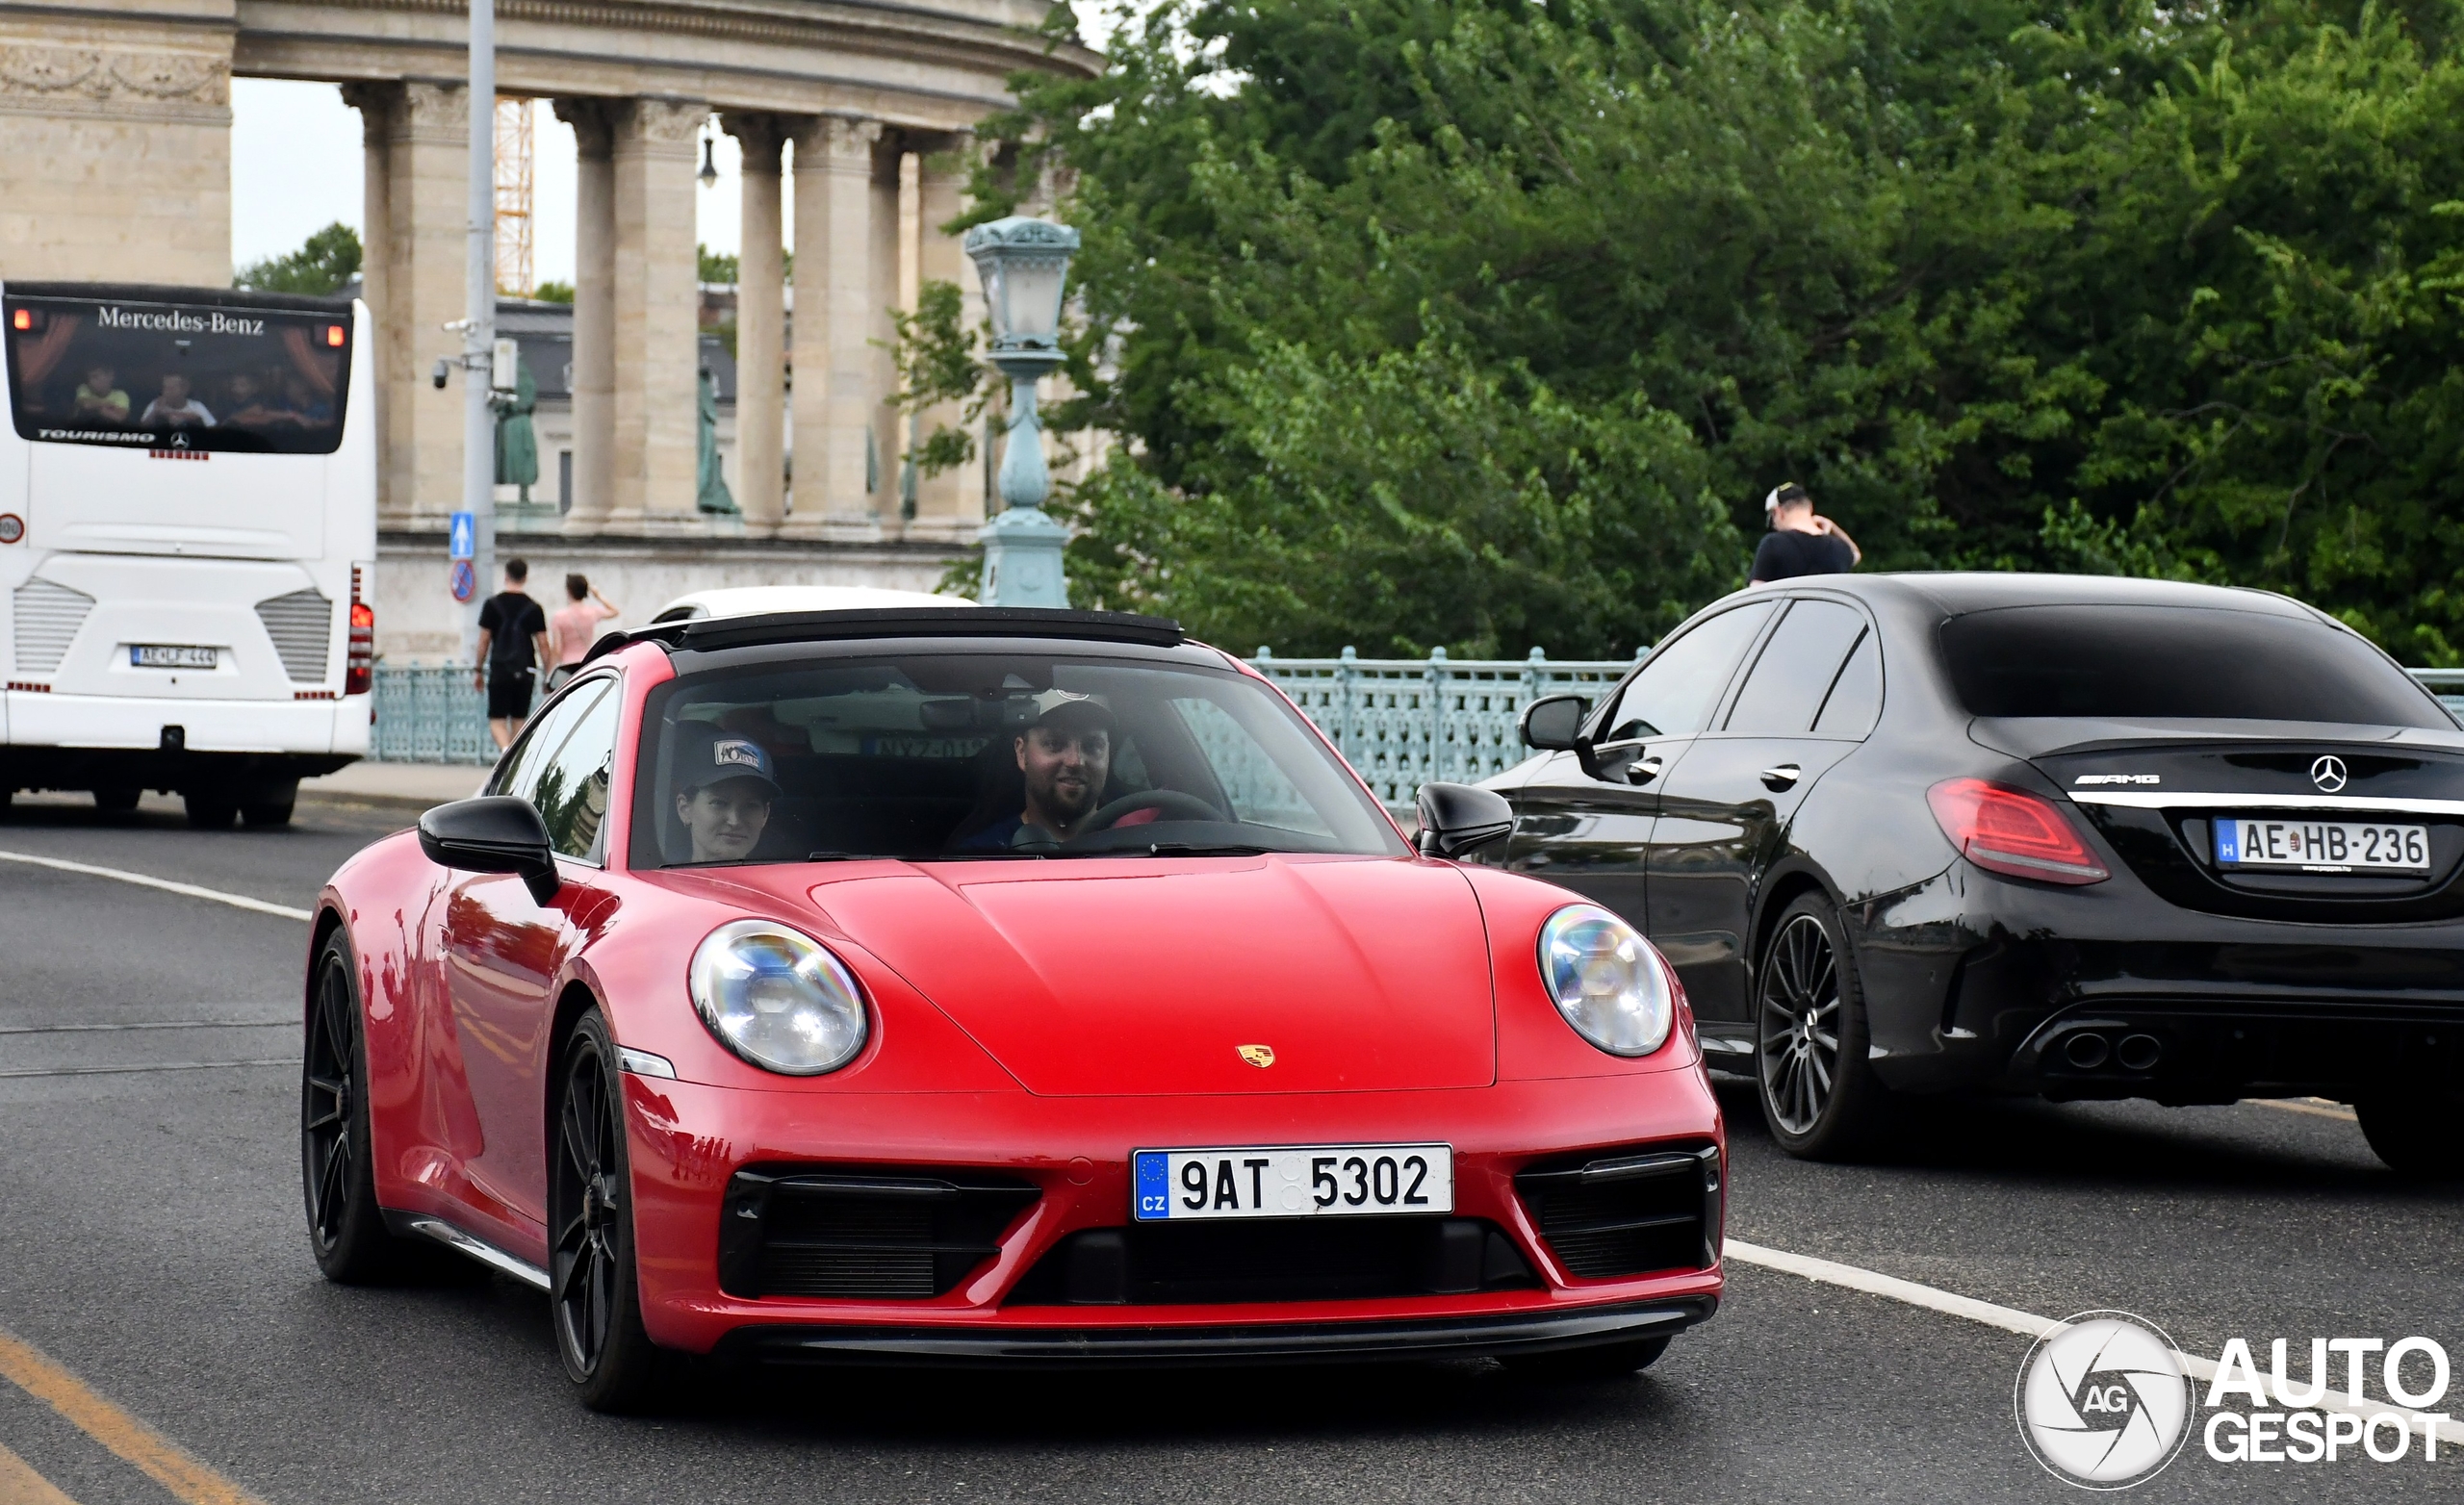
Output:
[372,657,2464,800]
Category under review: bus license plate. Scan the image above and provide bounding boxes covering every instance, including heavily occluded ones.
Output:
[2214,817,2428,872]
[131,645,216,669]
[1133,1143,1453,1221]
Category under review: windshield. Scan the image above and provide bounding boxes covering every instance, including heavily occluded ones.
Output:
[1940,604,2451,727]
[631,651,1407,866]
[5,292,352,455]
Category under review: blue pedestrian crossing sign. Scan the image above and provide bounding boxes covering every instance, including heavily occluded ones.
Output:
[449,510,476,561]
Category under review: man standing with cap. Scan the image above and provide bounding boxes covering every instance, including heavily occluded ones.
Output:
[672,724,782,863]
[1750,482,1861,584]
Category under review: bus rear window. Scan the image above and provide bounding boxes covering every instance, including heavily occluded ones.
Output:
[5,294,351,455]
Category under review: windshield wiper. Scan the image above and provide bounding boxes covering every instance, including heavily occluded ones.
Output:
[1142,842,1274,857]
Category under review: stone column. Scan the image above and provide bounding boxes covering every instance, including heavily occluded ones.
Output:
[722,113,785,536]
[608,97,705,532]
[785,115,882,541]
[345,85,394,521]
[552,100,617,534]
[344,82,467,531]
[0,28,232,284]
[911,133,985,543]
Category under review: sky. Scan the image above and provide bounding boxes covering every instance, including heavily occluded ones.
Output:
[227,3,1119,285]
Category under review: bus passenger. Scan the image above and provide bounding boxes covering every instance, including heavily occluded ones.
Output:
[140,373,214,429]
[73,366,130,424]
[223,372,288,427]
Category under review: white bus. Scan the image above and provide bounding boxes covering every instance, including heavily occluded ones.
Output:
[1,282,376,827]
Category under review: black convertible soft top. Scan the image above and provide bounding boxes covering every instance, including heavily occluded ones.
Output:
[583,607,1187,664]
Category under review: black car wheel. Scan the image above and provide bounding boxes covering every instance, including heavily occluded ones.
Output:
[550,1009,665,1412]
[303,936,420,1281]
[1502,1336,1671,1383]
[1756,892,1892,1160]
[2355,1089,2464,1180]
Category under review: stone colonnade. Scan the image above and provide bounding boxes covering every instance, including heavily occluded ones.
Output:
[346,83,987,544]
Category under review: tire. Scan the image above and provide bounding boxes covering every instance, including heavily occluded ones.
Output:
[185,791,238,829]
[1755,891,1895,1161]
[242,781,297,828]
[551,1009,667,1413]
[302,935,424,1282]
[92,786,141,815]
[1502,1336,1671,1383]
[2355,1089,2464,1179]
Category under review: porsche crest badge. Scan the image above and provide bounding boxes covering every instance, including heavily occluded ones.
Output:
[1236,1044,1276,1069]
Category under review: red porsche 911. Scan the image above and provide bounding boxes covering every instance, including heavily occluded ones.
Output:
[303,608,1723,1410]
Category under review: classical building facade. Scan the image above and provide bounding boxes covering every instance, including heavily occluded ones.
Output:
[0,0,1098,655]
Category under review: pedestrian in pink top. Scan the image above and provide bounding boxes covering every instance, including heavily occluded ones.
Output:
[551,574,620,667]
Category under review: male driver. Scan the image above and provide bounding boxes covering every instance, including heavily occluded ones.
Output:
[673,725,777,863]
[473,559,552,749]
[958,690,1130,849]
[1750,481,1861,585]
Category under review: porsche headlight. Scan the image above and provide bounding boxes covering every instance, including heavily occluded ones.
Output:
[687,920,868,1076]
[1537,904,1674,1058]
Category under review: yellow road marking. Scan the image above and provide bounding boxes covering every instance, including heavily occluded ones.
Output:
[0,1330,265,1505]
[0,1441,81,1505]
[2247,1097,2359,1123]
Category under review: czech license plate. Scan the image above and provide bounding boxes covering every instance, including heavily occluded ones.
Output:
[2214,817,2428,872]
[130,645,216,669]
[1133,1143,1453,1221]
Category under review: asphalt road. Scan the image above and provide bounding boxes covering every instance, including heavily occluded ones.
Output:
[0,791,2456,1504]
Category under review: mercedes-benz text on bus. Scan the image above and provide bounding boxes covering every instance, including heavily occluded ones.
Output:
[1,283,375,826]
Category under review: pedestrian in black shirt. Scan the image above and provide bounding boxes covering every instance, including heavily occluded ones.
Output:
[1750,482,1861,584]
[475,558,552,749]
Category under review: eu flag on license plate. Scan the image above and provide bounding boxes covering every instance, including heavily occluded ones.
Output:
[2214,822,2241,863]
[1133,1151,1171,1219]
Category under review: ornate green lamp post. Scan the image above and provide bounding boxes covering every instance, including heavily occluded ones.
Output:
[963,216,1081,607]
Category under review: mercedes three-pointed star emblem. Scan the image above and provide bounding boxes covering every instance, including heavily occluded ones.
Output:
[2310,754,2348,793]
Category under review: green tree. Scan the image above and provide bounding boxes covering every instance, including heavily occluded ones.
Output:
[531,280,576,303]
[932,0,2464,660]
[233,222,362,295]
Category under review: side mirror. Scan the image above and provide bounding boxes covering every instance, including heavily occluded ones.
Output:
[1414,782,1516,859]
[418,796,560,905]
[1520,694,1590,752]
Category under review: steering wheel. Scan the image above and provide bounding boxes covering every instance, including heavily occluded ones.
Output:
[1084,788,1225,831]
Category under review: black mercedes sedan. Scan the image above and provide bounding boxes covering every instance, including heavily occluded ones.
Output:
[1477,573,2464,1173]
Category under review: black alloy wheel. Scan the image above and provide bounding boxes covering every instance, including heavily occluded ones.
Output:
[1501,1335,1672,1383]
[550,1010,664,1412]
[2354,1089,2464,1180]
[1755,892,1892,1161]
[302,936,418,1281]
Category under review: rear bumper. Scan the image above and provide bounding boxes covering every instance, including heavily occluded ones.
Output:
[1855,861,2464,1099]
[3,690,366,785]
[713,1295,1717,1368]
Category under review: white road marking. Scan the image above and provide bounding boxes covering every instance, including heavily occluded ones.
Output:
[0,1020,293,1035]
[0,1059,293,1081]
[1726,1238,2464,1443]
[2249,1097,2360,1123]
[0,851,312,922]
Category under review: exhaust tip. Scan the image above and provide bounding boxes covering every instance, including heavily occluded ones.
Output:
[2064,1032,2111,1070]
[2117,1033,2163,1072]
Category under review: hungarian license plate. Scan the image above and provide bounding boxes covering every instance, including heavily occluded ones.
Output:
[2214,817,2428,872]
[1133,1143,1453,1221]
[130,645,216,669]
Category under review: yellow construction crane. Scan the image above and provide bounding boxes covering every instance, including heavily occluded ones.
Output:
[494,95,534,297]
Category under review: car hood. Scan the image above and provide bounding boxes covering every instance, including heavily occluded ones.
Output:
[791,855,1497,1096]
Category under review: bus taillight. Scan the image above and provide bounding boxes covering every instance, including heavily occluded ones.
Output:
[346,600,374,697]
[325,324,346,347]
[10,309,27,331]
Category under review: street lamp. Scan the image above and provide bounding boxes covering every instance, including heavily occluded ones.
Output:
[963,215,1081,607]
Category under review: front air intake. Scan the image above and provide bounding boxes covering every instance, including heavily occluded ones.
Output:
[12,578,94,674]
[254,589,333,682]
[717,1167,1039,1300]
[1515,1144,1722,1280]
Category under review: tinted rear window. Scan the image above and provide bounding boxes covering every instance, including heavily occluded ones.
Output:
[1940,604,2449,727]
[6,293,352,454]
